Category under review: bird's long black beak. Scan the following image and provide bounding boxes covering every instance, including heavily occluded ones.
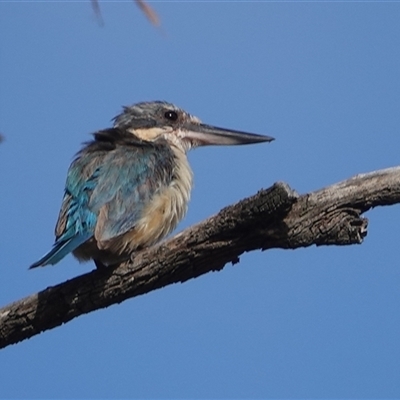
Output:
[183,123,274,146]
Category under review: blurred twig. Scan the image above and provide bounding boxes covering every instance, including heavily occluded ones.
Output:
[90,0,104,26]
[91,0,160,27]
[135,0,160,26]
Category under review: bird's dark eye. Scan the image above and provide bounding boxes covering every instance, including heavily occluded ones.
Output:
[164,110,178,122]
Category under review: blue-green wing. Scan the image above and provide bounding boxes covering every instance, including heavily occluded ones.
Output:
[30,132,175,268]
[88,143,175,242]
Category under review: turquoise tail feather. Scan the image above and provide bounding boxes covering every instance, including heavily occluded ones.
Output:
[29,233,92,269]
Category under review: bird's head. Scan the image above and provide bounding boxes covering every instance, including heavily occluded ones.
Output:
[113,101,274,153]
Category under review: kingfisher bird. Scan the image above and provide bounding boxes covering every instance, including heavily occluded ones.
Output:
[30,101,274,269]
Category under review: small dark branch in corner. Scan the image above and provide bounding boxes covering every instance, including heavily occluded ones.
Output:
[1,166,400,349]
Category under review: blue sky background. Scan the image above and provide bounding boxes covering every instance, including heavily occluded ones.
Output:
[1,1,400,398]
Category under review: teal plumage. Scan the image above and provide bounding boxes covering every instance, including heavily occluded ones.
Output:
[30,101,274,269]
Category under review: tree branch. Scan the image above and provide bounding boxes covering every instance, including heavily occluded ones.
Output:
[1,166,400,349]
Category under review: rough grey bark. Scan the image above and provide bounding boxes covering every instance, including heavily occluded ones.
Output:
[1,166,400,349]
